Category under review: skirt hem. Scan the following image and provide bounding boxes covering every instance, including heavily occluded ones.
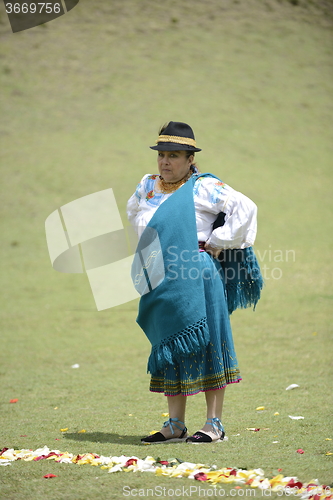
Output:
[150,377,242,397]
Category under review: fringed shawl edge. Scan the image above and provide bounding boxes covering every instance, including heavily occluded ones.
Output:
[147,317,209,374]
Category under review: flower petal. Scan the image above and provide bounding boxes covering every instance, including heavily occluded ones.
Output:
[286,384,299,391]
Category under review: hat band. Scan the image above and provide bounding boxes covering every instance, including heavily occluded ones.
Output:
[156,134,197,147]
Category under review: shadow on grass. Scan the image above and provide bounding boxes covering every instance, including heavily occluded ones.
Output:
[63,432,143,446]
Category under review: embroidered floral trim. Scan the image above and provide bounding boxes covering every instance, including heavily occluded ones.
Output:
[146,190,155,201]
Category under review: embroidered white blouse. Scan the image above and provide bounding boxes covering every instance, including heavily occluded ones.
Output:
[127,174,257,250]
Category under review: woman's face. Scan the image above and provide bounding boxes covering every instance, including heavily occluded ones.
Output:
[157,150,194,183]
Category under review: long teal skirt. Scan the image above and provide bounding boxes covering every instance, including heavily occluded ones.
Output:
[149,252,242,396]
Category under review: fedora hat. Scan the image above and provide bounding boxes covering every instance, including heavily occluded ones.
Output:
[150,121,202,152]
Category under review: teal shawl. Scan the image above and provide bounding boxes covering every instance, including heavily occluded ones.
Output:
[131,174,263,373]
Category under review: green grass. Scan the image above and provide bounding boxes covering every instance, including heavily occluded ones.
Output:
[1,0,333,498]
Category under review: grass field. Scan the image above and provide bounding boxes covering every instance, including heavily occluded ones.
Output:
[0,1,332,499]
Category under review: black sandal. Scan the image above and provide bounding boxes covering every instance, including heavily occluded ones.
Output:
[141,417,188,444]
[186,417,226,443]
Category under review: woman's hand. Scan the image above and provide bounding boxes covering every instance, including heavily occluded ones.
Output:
[204,243,222,259]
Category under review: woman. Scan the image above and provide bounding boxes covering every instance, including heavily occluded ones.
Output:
[127,121,261,443]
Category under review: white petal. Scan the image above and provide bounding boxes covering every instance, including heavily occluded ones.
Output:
[286,384,299,391]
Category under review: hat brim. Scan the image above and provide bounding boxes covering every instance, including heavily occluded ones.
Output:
[150,142,201,152]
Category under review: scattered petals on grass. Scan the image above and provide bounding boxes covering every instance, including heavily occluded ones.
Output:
[288,416,304,420]
[1,446,332,499]
[286,384,300,391]
[296,449,305,454]
[9,399,18,403]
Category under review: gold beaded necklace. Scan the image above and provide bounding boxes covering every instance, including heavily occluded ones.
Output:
[158,170,192,194]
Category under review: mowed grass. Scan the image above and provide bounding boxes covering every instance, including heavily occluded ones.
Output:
[0,1,332,498]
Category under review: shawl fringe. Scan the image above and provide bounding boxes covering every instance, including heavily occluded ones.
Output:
[220,247,264,315]
[147,317,209,374]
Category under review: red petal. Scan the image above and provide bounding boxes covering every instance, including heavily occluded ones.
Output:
[125,458,138,467]
[194,472,208,481]
[287,479,303,489]
[297,449,305,454]
[254,428,260,432]
[44,474,57,479]
[230,469,237,476]
[159,460,169,465]
[0,448,9,456]
[10,399,18,403]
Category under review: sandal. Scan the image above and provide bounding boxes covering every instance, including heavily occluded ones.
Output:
[141,417,188,444]
[186,417,226,443]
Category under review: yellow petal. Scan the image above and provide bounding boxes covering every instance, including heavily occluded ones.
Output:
[161,413,169,417]
[325,438,332,441]
[270,474,284,487]
[78,429,86,433]
[60,428,68,432]
[149,430,159,435]
[274,412,280,416]
[256,406,265,411]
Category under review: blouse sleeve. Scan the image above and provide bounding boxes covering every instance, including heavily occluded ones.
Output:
[126,174,150,227]
[127,175,146,227]
[196,177,257,249]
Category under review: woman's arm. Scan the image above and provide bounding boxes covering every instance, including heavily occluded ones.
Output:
[195,177,257,253]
